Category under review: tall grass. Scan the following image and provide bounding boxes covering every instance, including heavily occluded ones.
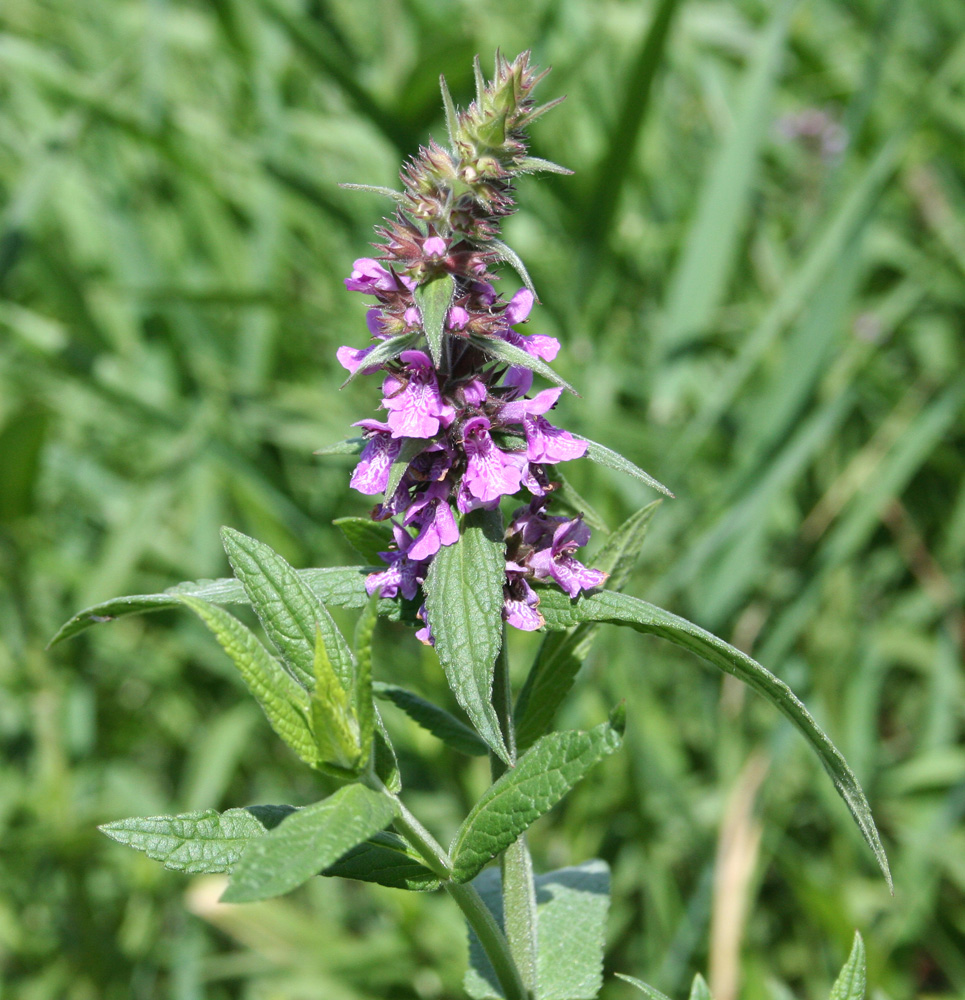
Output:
[1,1,963,997]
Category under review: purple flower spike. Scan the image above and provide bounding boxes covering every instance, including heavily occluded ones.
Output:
[381,350,456,439]
[350,420,403,495]
[461,416,525,504]
[528,517,608,598]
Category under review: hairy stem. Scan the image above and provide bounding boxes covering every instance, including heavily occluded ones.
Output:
[492,635,539,996]
[365,773,528,999]
[446,881,530,1000]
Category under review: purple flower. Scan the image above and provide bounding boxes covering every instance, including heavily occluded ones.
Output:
[350,420,402,495]
[337,344,378,375]
[501,388,587,464]
[460,416,526,505]
[365,524,429,601]
[527,517,608,598]
[403,482,459,559]
[503,562,544,631]
[345,258,414,294]
[381,350,456,439]
[497,288,560,361]
[423,236,448,257]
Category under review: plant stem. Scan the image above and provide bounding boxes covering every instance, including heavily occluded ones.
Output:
[365,773,528,1000]
[491,634,540,996]
[446,881,530,1000]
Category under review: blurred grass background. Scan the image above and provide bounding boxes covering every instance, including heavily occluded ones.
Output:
[1,0,963,997]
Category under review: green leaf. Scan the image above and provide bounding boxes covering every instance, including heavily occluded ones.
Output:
[830,933,866,1000]
[615,974,674,1000]
[469,334,578,396]
[176,597,317,765]
[483,238,537,299]
[574,436,674,497]
[99,805,293,874]
[385,436,431,498]
[515,501,660,750]
[550,470,610,533]
[49,565,417,646]
[449,718,623,883]
[688,974,713,1000]
[352,598,378,762]
[340,331,421,387]
[415,272,455,367]
[332,517,393,564]
[535,589,893,889]
[439,74,459,149]
[221,784,396,903]
[323,831,440,892]
[221,527,355,691]
[536,861,611,999]
[424,508,509,763]
[374,709,402,793]
[314,437,364,456]
[375,682,488,756]
[310,627,362,774]
[514,156,574,175]
[338,182,405,204]
[464,861,611,1000]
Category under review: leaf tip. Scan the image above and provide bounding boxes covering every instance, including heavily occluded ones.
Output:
[608,701,627,736]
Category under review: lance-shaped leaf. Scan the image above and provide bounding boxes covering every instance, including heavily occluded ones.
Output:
[222,784,397,903]
[338,182,405,204]
[375,682,488,756]
[323,831,440,892]
[469,334,578,396]
[352,597,377,763]
[415,272,455,367]
[222,527,355,691]
[573,435,674,497]
[99,805,293,874]
[536,588,893,889]
[688,975,713,1000]
[340,332,421,387]
[514,156,574,175]
[49,565,418,646]
[424,508,509,763]
[333,517,394,564]
[373,709,402,793]
[515,501,660,750]
[176,596,317,765]
[310,627,364,775]
[466,861,611,1000]
[614,975,674,1000]
[313,437,364,456]
[830,933,866,1000]
[449,716,624,883]
[482,237,537,299]
[385,436,431,498]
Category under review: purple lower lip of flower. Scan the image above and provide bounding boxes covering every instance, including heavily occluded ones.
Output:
[404,482,459,559]
[350,420,402,495]
[502,566,544,631]
[462,416,526,502]
[337,344,378,375]
[381,350,456,439]
[527,548,607,598]
[345,258,403,294]
[498,328,561,362]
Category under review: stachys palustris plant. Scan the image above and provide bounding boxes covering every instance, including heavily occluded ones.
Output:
[55,52,890,1000]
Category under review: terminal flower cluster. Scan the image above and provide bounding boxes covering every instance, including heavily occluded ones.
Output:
[337,53,606,637]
